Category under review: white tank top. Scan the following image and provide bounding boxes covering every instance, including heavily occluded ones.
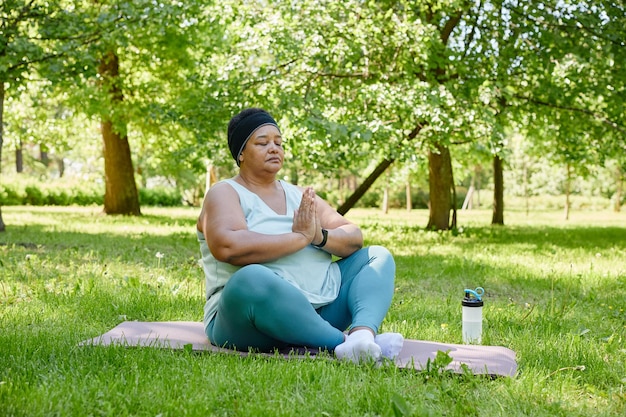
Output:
[199,179,341,328]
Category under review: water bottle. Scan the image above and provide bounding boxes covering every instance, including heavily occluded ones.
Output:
[462,287,484,344]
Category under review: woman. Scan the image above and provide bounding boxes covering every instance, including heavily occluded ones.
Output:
[196,108,403,362]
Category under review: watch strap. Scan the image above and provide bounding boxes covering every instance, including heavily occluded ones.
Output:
[313,228,328,248]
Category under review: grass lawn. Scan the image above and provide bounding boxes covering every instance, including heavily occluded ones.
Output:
[1,205,625,416]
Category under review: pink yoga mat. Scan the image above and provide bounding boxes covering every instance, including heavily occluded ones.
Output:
[81,321,517,377]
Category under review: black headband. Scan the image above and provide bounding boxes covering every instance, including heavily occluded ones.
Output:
[228,112,279,166]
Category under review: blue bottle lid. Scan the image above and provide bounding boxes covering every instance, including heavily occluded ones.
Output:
[462,287,484,307]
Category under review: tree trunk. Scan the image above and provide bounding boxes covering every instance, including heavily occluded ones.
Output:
[427,143,453,230]
[16,140,23,173]
[463,170,478,210]
[0,81,5,231]
[382,170,390,214]
[57,157,65,177]
[462,184,474,210]
[337,158,394,215]
[523,162,529,216]
[405,180,412,211]
[205,163,218,193]
[474,165,481,208]
[564,163,571,221]
[40,143,50,167]
[614,166,622,213]
[382,187,389,214]
[99,50,141,216]
[337,124,423,215]
[492,154,504,225]
[450,153,457,229]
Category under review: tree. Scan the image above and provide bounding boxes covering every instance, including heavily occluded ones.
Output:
[0,80,4,231]
[2,1,257,218]
[0,0,80,231]
[4,82,91,178]
[427,143,454,229]
[97,50,140,214]
[222,1,490,229]
[259,1,549,229]
[4,0,624,225]
[508,1,625,220]
[53,1,219,214]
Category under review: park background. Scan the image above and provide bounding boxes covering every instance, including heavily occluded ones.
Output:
[0,0,624,227]
[1,1,625,416]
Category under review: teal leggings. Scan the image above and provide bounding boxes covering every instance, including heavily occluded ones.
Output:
[206,245,395,352]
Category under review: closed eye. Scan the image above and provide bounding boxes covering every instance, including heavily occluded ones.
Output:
[256,141,282,147]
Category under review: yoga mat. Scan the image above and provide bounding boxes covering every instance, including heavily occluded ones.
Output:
[80,321,517,377]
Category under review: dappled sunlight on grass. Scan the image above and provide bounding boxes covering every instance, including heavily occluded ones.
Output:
[346,207,626,228]
[1,206,625,416]
[1,205,198,236]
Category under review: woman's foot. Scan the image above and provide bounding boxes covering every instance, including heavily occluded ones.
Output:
[335,329,382,363]
[375,332,404,359]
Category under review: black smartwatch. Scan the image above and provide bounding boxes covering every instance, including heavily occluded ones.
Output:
[313,228,328,248]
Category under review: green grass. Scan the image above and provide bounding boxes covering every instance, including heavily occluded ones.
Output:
[1,205,625,416]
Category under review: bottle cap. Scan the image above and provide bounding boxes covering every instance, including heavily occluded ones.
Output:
[462,287,484,307]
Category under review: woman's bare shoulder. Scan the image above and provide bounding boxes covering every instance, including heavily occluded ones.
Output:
[198,180,244,228]
[206,180,237,198]
[200,181,241,213]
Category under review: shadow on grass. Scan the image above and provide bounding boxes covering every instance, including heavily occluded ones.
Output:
[393,247,625,304]
[461,225,626,251]
[0,223,199,260]
[363,223,626,252]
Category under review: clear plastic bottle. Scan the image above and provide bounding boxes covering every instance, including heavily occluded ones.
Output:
[462,287,484,344]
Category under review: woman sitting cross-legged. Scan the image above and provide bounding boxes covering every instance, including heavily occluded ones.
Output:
[196,108,404,363]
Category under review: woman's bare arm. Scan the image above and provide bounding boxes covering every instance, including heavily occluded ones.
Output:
[197,182,317,266]
[313,194,363,258]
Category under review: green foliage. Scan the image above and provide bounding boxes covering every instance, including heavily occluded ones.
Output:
[1,176,103,206]
[23,186,44,205]
[0,176,184,207]
[1,0,625,224]
[138,187,182,207]
[0,185,21,205]
[0,0,66,84]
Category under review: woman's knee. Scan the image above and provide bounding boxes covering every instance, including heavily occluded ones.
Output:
[368,245,394,262]
[368,245,396,273]
[339,245,396,287]
[223,264,280,303]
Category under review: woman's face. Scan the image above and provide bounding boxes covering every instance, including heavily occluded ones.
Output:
[240,125,284,172]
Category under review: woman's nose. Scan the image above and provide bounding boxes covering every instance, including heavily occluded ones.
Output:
[269,142,281,152]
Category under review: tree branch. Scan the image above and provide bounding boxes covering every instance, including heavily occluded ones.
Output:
[515,94,626,133]
[508,4,624,47]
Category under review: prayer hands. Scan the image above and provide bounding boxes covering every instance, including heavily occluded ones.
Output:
[293,187,318,243]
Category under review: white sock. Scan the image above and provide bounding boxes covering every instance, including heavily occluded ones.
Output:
[375,332,404,359]
[335,329,382,363]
